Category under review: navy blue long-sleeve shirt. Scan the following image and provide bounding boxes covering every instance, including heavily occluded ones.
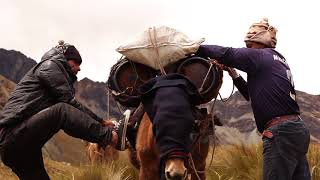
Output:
[196,45,300,133]
[233,76,250,101]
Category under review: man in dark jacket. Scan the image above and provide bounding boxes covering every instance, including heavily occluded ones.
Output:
[196,18,311,180]
[0,41,129,180]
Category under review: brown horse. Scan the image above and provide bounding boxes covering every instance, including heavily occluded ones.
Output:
[129,112,217,180]
[127,61,223,179]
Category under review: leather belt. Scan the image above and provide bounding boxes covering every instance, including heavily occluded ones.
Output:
[264,114,300,129]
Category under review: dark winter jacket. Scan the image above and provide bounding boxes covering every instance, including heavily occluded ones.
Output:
[0,48,102,127]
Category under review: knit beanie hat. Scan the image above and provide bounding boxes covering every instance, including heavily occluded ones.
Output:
[56,40,82,64]
[244,18,278,48]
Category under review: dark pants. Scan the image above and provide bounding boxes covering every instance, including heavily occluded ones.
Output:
[263,118,311,180]
[0,102,112,180]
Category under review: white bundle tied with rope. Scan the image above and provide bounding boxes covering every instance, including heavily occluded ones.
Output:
[116,26,205,74]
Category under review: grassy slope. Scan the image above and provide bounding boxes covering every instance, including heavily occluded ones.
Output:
[1,144,320,180]
[0,151,138,180]
[43,131,88,165]
[206,144,320,180]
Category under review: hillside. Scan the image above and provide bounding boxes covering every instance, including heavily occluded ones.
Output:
[74,78,120,119]
[0,75,16,109]
[0,48,37,83]
[0,48,319,165]
[214,91,320,144]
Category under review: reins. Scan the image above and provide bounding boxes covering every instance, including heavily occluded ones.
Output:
[188,62,236,178]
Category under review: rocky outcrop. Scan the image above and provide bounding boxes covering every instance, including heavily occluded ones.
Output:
[296,91,320,142]
[0,49,37,83]
[74,78,121,119]
[214,91,320,144]
[0,75,16,109]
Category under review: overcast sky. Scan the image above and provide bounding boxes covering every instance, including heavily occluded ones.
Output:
[1,0,319,96]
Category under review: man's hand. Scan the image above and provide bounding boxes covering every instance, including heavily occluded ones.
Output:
[101,119,116,128]
[226,67,240,79]
[208,59,225,70]
[208,59,240,79]
[102,120,120,149]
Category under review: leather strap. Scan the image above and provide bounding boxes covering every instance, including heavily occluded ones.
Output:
[265,114,299,129]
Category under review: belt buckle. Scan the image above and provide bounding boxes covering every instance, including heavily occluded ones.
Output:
[274,116,281,120]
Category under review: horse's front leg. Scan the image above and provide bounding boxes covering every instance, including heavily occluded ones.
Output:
[136,114,160,180]
[139,164,159,180]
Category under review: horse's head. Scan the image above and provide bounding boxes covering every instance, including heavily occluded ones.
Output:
[165,157,187,180]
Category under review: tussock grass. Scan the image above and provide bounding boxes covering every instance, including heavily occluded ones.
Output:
[76,151,138,180]
[76,163,127,180]
[0,151,138,180]
[206,143,320,180]
[1,145,320,179]
[206,143,263,180]
[308,144,320,179]
[0,162,18,180]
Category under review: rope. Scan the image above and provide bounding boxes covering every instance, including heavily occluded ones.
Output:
[188,153,204,180]
[148,27,166,75]
[208,126,217,168]
[115,100,124,114]
[206,79,235,168]
[188,101,217,179]
[190,134,201,151]
[107,87,124,118]
[109,58,146,107]
[188,96,219,177]
[218,83,235,102]
[207,58,236,102]
[94,150,103,157]
[208,97,218,168]
[189,60,236,173]
[128,60,140,95]
[111,87,135,96]
[107,89,110,120]
[199,63,213,92]
[187,122,207,180]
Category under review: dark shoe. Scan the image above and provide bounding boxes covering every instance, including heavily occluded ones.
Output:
[114,109,131,151]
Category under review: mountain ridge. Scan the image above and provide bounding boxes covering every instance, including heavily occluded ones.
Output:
[0,48,319,164]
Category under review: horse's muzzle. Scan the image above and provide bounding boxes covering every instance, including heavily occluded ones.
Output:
[165,158,188,180]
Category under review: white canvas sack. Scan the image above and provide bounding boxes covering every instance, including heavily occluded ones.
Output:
[116,26,205,72]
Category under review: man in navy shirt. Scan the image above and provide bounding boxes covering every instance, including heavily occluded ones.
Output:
[196,18,311,180]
